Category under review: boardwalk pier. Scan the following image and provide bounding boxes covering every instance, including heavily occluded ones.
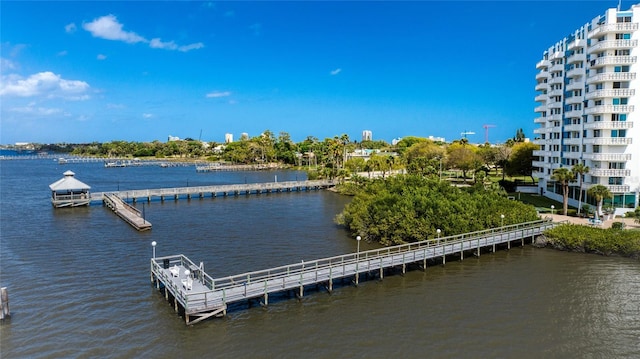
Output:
[103,193,152,231]
[91,180,334,204]
[151,219,556,324]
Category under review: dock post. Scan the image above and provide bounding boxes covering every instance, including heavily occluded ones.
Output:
[1,287,9,320]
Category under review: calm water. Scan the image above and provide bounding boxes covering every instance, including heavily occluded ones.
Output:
[1,159,639,358]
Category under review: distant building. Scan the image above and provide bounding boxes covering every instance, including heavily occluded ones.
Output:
[225,133,233,143]
[391,138,402,146]
[362,130,372,142]
[533,4,640,212]
[240,133,249,141]
[428,136,446,143]
[168,135,180,142]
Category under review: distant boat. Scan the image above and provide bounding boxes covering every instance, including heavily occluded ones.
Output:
[104,161,127,168]
[58,158,68,164]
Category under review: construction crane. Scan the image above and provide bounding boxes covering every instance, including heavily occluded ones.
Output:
[460,130,475,139]
[482,124,496,143]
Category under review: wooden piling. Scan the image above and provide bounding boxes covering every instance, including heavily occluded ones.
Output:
[1,287,10,320]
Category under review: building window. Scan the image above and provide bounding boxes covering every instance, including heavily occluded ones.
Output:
[594,130,601,138]
[614,66,630,73]
[611,129,626,138]
[609,162,626,169]
[608,177,623,185]
[615,33,631,40]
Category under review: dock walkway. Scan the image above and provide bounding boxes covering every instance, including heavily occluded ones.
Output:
[150,219,556,324]
[103,193,152,231]
[91,180,335,204]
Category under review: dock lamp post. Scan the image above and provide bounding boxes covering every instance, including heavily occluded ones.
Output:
[356,236,361,285]
[551,205,555,215]
[437,228,441,240]
[501,214,505,228]
[151,241,157,258]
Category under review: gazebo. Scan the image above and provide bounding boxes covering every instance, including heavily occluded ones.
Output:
[49,170,91,208]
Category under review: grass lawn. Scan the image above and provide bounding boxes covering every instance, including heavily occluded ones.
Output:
[508,192,571,213]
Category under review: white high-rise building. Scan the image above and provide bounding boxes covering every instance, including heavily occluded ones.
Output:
[362,130,372,141]
[224,133,233,143]
[533,5,640,213]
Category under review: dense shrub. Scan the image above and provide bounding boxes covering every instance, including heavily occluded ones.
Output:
[544,224,640,258]
[336,175,539,246]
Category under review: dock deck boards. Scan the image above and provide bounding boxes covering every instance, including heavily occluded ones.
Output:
[151,219,557,324]
[103,193,152,231]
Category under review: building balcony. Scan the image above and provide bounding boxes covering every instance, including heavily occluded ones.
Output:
[533,150,554,157]
[567,52,586,64]
[563,138,582,145]
[587,72,637,83]
[534,116,547,124]
[568,38,586,49]
[550,62,564,72]
[588,39,638,53]
[589,55,637,67]
[563,152,583,160]
[548,114,563,121]
[603,184,631,193]
[566,81,584,91]
[547,102,563,110]
[565,96,583,105]
[584,105,635,115]
[536,71,549,80]
[564,109,584,118]
[563,123,582,132]
[588,22,639,38]
[548,88,563,97]
[532,161,547,168]
[536,59,550,70]
[584,121,633,130]
[590,169,631,177]
[534,105,546,113]
[535,94,547,102]
[535,82,548,91]
[566,67,585,78]
[584,137,633,145]
[549,76,564,85]
[585,88,635,100]
[583,153,632,161]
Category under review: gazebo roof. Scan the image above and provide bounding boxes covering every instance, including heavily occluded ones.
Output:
[49,170,91,191]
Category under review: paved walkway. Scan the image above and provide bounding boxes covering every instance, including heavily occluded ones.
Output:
[545,213,640,229]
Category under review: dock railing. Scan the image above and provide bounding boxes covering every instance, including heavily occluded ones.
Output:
[152,219,556,316]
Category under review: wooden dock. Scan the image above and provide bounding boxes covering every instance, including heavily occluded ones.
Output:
[103,193,152,231]
[150,219,556,324]
[91,180,335,204]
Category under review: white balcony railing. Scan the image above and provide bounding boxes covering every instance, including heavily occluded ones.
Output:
[565,96,583,105]
[564,110,584,118]
[590,169,631,177]
[588,22,639,38]
[534,105,546,113]
[534,117,547,124]
[533,150,554,157]
[549,76,564,85]
[588,39,638,53]
[535,94,547,102]
[566,82,584,91]
[583,153,632,161]
[584,105,635,115]
[536,59,550,69]
[585,88,635,100]
[590,56,637,67]
[566,67,584,78]
[584,121,633,130]
[584,137,633,145]
[604,185,631,193]
[563,138,582,145]
[535,82,548,91]
[563,124,582,132]
[587,72,636,83]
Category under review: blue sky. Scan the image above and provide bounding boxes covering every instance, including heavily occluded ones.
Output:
[0,1,624,145]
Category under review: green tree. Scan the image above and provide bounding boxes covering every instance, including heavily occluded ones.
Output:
[505,142,539,182]
[587,185,613,218]
[571,163,590,215]
[446,142,480,182]
[551,167,575,216]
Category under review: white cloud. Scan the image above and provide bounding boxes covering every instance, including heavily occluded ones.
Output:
[178,42,204,52]
[249,23,262,35]
[142,113,153,119]
[97,54,107,60]
[65,23,77,34]
[330,68,342,76]
[0,71,90,100]
[10,104,63,116]
[83,14,146,43]
[206,91,231,98]
[57,50,68,56]
[107,103,125,109]
[82,15,204,52]
[1,58,17,71]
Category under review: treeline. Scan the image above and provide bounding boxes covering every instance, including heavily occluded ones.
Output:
[67,129,537,182]
[335,175,539,246]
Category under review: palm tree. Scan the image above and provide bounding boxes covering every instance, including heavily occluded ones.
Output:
[587,184,612,218]
[571,163,590,216]
[551,167,575,215]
